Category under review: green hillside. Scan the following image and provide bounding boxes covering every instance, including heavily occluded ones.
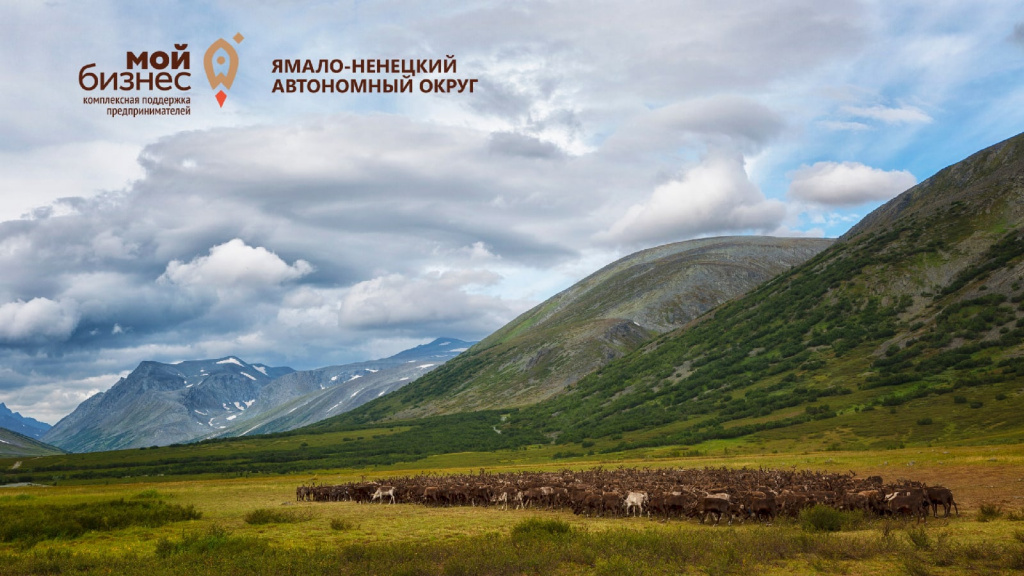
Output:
[316,131,1024,455]
[341,236,830,422]
[493,132,1024,450]
[0,428,64,458]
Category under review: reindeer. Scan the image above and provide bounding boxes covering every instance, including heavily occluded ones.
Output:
[926,486,958,517]
[623,491,648,517]
[371,485,396,504]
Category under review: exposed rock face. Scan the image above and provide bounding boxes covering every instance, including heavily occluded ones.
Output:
[43,357,293,452]
[42,338,475,453]
[215,338,476,436]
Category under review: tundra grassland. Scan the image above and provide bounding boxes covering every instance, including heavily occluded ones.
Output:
[2,444,1024,575]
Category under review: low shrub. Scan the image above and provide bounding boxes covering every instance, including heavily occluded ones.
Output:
[0,499,200,546]
[906,527,931,550]
[510,518,573,540]
[977,503,1002,522]
[243,508,309,525]
[799,504,863,532]
[133,489,163,499]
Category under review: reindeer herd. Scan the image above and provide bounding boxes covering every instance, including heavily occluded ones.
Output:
[296,467,958,525]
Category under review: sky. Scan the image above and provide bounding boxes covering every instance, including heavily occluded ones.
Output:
[2,1,1024,424]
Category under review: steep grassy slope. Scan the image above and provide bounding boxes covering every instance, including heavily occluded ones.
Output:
[0,428,64,458]
[345,237,831,422]
[495,132,1024,448]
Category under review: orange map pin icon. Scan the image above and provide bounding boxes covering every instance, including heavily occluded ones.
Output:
[205,33,243,107]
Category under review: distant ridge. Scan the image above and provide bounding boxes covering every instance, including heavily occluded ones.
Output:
[0,402,50,440]
[43,357,295,452]
[42,338,475,452]
[213,338,477,437]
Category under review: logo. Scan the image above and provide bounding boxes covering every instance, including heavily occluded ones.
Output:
[204,33,243,107]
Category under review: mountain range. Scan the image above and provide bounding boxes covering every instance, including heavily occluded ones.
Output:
[0,402,51,440]
[213,338,476,437]
[43,338,473,452]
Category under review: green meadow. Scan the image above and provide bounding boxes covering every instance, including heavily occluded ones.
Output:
[2,441,1024,575]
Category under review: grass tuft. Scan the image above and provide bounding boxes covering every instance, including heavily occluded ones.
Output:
[243,508,310,525]
[510,517,573,540]
[132,489,163,499]
[906,527,931,550]
[329,518,356,531]
[799,504,863,532]
[901,553,932,576]
[1008,546,1024,570]
[977,503,1002,522]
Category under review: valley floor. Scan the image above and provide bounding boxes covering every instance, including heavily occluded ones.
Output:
[2,444,1023,574]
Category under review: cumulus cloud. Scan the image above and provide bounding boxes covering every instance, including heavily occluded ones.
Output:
[0,298,79,344]
[338,270,504,328]
[0,369,126,425]
[0,142,145,222]
[599,152,787,246]
[787,161,917,206]
[161,239,313,289]
[277,268,519,338]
